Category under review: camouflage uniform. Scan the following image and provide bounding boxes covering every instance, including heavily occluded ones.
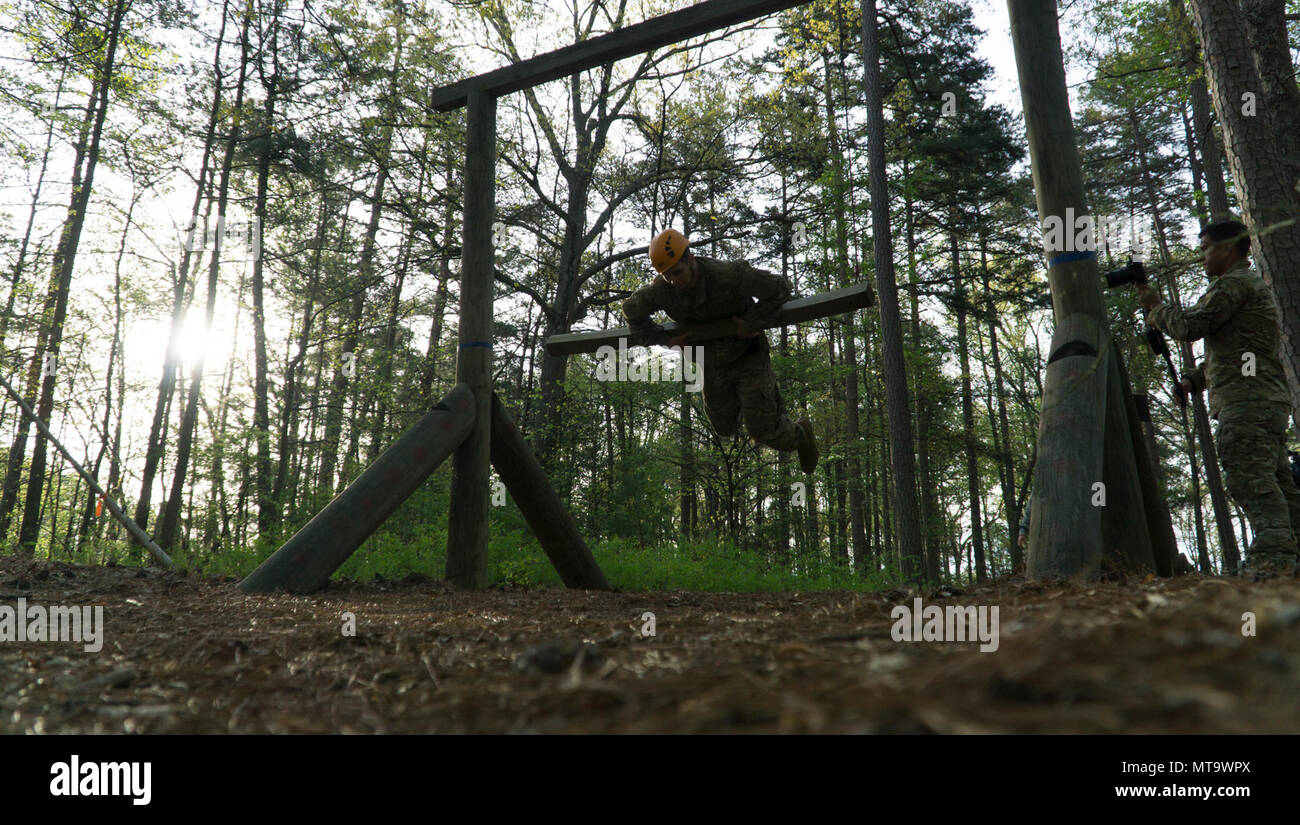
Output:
[1146,259,1300,568]
[623,256,802,451]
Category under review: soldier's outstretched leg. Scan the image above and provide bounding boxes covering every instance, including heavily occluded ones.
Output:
[735,349,800,450]
[733,347,818,472]
[1217,405,1298,571]
[702,358,741,439]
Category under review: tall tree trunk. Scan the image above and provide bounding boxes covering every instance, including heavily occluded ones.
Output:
[0,66,69,541]
[0,62,67,352]
[861,0,923,582]
[249,0,284,536]
[368,231,410,461]
[952,226,987,582]
[319,23,404,488]
[680,389,696,540]
[1239,0,1300,185]
[158,5,253,551]
[1170,0,1232,222]
[135,0,230,533]
[207,294,242,551]
[272,186,329,511]
[821,49,869,568]
[318,171,389,491]
[420,159,457,402]
[79,190,135,550]
[976,209,1022,572]
[18,0,130,554]
[903,157,942,578]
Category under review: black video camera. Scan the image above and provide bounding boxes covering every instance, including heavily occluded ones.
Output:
[1104,260,1147,288]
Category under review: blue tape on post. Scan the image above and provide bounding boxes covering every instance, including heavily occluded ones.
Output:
[459,341,492,349]
[1047,250,1097,268]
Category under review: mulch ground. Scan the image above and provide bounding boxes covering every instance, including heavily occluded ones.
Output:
[2,555,1298,733]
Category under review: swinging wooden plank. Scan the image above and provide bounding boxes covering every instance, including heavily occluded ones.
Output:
[543,282,875,356]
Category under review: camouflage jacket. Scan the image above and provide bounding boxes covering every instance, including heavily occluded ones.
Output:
[622,256,792,366]
[1145,259,1291,418]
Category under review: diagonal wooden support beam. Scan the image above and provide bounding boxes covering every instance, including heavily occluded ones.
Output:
[428,0,811,111]
[490,393,609,589]
[543,282,874,356]
[240,383,476,594]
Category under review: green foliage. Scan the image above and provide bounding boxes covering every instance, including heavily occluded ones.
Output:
[158,528,901,593]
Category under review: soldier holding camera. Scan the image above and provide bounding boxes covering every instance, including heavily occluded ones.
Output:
[1136,220,1300,577]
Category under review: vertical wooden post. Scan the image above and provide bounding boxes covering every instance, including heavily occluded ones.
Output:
[1008,0,1165,577]
[446,89,496,589]
[1027,314,1108,578]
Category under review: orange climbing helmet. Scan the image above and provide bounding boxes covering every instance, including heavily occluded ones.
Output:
[649,228,689,273]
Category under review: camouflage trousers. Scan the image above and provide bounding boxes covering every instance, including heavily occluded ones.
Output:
[1215,403,1300,566]
[702,344,802,451]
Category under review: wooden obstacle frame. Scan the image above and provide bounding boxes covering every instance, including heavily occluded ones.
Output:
[242,0,1178,593]
[241,0,824,593]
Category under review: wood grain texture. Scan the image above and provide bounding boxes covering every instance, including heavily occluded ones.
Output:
[240,384,476,594]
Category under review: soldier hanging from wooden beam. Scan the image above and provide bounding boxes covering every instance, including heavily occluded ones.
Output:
[622,229,820,474]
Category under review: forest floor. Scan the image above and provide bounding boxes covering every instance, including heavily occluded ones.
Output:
[2,555,1298,733]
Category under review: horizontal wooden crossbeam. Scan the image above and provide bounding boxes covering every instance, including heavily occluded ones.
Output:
[428,0,810,111]
[544,282,875,356]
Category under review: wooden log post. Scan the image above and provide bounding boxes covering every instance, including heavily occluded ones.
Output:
[446,90,497,589]
[490,393,609,589]
[543,283,874,356]
[240,383,476,594]
[1009,0,1167,577]
[1027,314,1109,578]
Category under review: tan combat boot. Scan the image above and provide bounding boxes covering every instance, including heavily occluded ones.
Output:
[796,419,819,474]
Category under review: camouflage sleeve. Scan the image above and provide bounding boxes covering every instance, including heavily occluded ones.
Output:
[1145,277,1245,342]
[733,261,792,333]
[623,285,669,347]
